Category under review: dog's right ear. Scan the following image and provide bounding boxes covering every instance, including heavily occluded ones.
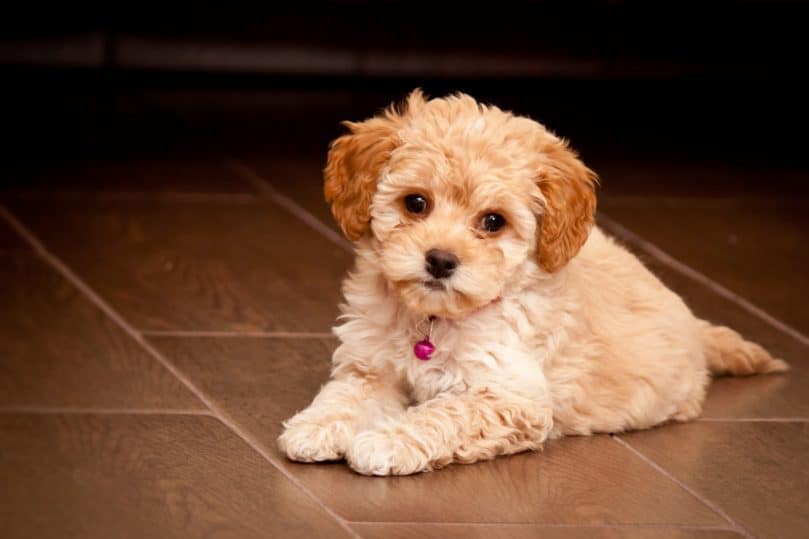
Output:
[324,90,423,240]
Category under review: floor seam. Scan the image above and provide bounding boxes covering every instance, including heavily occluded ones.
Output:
[612,436,752,538]
[226,159,353,252]
[0,203,360,539]
[0,407,212,416]
[697,417,809,423]
[142,330,335,338]
[598,213,809,348]
[348,521,739,530]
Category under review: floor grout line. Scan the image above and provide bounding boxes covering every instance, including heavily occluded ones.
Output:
[0,407,212,416]
[0,203,360,539]
[598,213,809,348]
[143,330,335,339]
[612,436,752,538]
[348,521,739,531]
[697,417,809,423]
[226,159,353,252]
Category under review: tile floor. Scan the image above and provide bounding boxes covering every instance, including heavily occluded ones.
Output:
[1,150,806,539]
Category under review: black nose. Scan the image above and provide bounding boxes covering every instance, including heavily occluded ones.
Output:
[425,249,459,279]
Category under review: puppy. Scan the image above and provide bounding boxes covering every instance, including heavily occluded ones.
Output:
[278,90,788,476]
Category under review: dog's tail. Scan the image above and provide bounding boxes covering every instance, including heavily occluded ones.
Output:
[699,320,789,376]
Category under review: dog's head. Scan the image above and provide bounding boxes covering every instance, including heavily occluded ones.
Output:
[325,90,597,318]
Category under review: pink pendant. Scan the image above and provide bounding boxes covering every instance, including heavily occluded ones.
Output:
[413,339,435,360]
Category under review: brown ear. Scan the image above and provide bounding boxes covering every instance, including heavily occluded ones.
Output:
[324,91,423,240]
[536,139,598,272]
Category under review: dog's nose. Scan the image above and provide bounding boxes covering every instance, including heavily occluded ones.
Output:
[425,249,459,279]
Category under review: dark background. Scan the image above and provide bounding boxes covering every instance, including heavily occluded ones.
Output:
[1,1,807,174]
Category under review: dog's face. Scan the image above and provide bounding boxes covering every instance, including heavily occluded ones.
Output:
[325,91,597,318]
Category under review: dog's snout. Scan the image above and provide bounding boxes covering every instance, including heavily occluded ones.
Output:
[425,249,459,279]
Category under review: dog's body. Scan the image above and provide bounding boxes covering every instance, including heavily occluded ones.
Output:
[278,91,787,475]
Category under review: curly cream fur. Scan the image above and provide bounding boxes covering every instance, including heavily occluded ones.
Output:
[278,91,788,476]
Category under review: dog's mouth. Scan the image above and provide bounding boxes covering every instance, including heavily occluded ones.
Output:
[390,276,494,319]
[422,279,447,291]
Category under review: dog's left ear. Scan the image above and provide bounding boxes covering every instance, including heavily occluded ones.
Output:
[535,138,598,272]
[324,91,424,240]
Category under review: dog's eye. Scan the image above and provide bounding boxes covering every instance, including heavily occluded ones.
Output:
[404,194,428,214]
[480,213,506,232]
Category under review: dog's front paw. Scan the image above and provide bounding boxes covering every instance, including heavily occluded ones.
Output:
[278,419,352,463]
[346,429,431,476]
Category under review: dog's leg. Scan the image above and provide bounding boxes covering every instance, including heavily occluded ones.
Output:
[278,375,407,463]
[346,388,553,475]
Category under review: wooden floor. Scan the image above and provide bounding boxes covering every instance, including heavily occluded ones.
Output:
[1,147,807,538]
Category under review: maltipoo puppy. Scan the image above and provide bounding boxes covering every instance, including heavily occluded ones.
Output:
[278,90,788,475]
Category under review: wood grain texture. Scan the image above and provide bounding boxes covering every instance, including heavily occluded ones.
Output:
[0,413,350,539]
[152,336,724,526]
[353,524,741,539]
[619,422,809,539]
[8,197,351,332]
[242,157,342,235]
[0,253,201,409]
[150,336,335,447]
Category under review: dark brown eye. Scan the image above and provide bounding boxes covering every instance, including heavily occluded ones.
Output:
[481,213,506,232]
[404,194,428,214]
